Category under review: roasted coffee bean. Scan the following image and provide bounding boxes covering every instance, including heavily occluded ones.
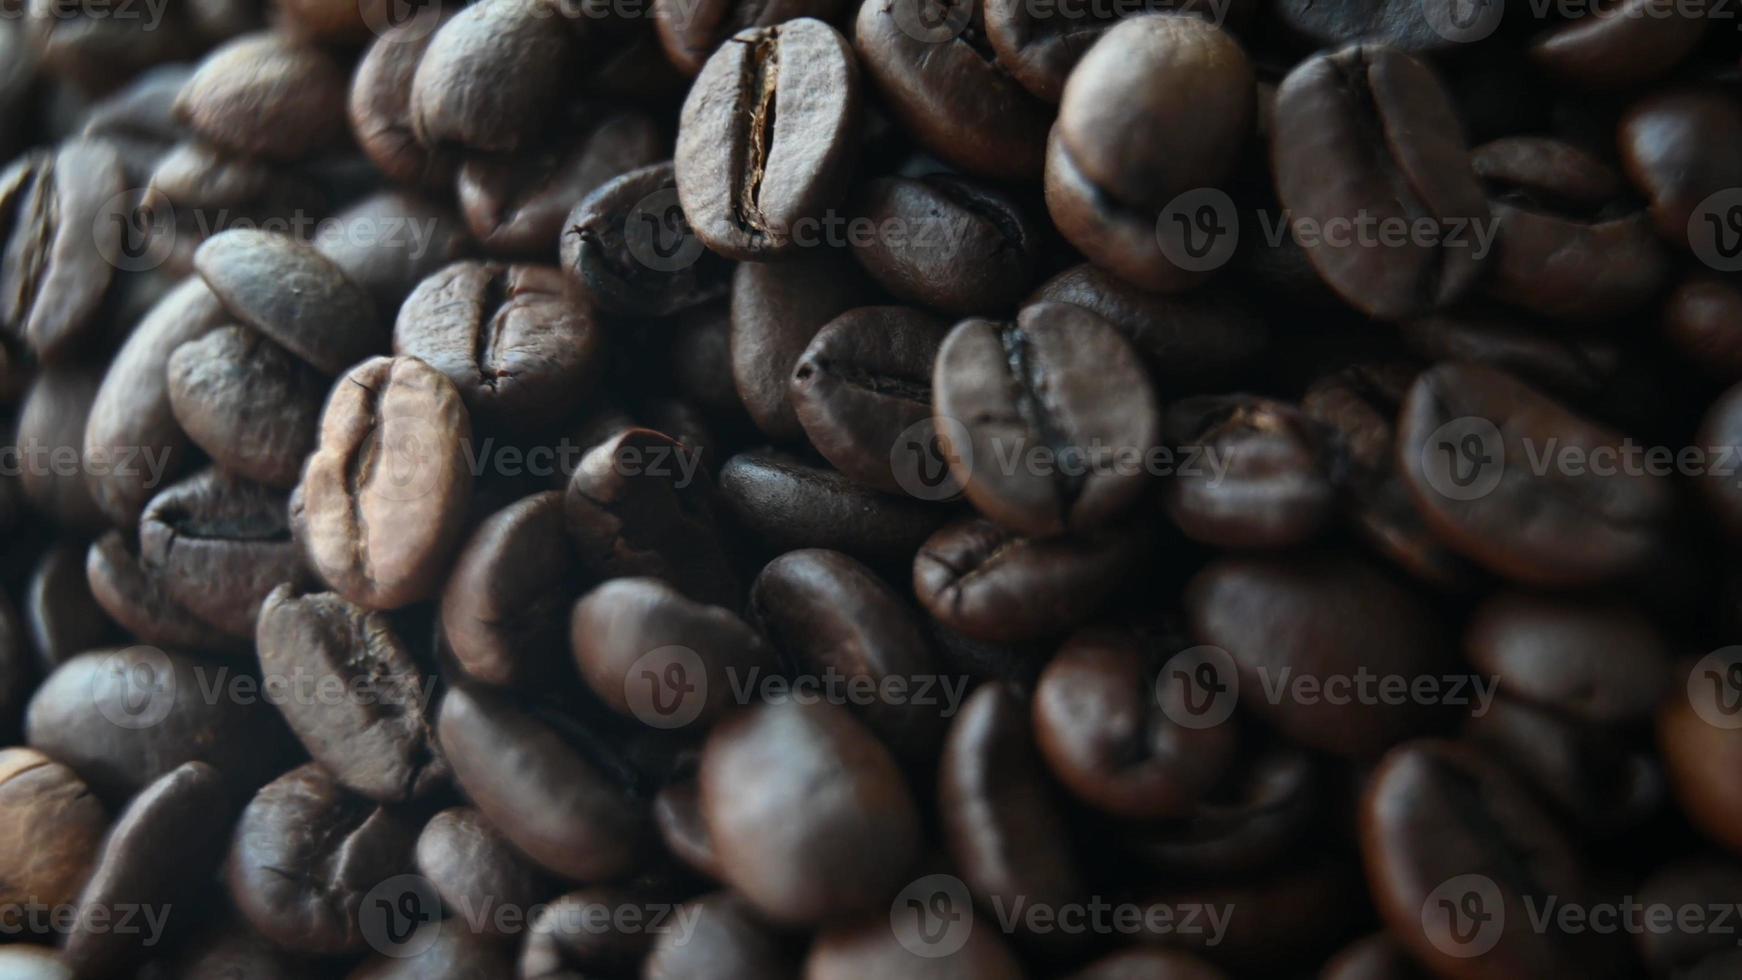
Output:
[139,468,308,638]
[1472,137,1665,320]
[437,684,646,881]
[62,762,230,977]
[24,542,113,670]
[1132,856,1363,971]
[1272,44,1489,318]
[701,699,919,924]
[1660,659,1742,855]
[349,925,518,979]
[15,365,105,530]
[411,0,576,156]
[520,888,665,977]
[226,763,419,956]
[1663,274,1742,381]
[749,549,946,757]
[564,427,739,609]
[85,532,245,655]
[1363,740,1620,977]
[415,806,550,940]
[257,586,445,802]
[1397,362,1673,587]
[1276,0,1489,53]
[675,18,860,260]
[1619,89,1742,247]
[573,577,774,730]
[80,63,194,184]
[0,748,108,925]
[1635,859,1742,973]
[297,356,474,610]
[789,306,948,492]
[653,771,721,878]
[849,176,1038,314]
[394,261,602,429]
[441,490,578,688]
[1699,382,1742,536]
[167,325,327,489]
[731,247,879,441]
[717,449,951,569]
[349,15,456,188]
[933,303,1159,536]
[0,140,126,361]
[655,0,852,75]
[1465,592,1669,722]
[315,192,474,323]
[987,1,1247,104]
[914,517,1148,643]
[1069,948,1229,980]
[0,945,74,979]
[560,161,732,317]
[807,911,1025,978]
[1531,0,1708,89]
[854,0,1052,180]
[1163,395,1337,550]
[643,892,797,979]
[1398,309,1620,402]
[26,646,295,803]
[195,229,383,376]
[464,111,665,257]
[175,33,348,161]
[146,140,312,213]
[1120,736,1321,875]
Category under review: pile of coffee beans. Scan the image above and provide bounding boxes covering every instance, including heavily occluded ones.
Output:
[5,0,1742,976]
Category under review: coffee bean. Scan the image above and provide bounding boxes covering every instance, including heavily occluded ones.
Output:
[257,586,446,802]
[1320,933,1430,980]
[653,771,721,878]
[464,111,665,257]
[226,763,419,956]
[701,699,919,923]
[520,888,666,976]
[348,925,518,979]
[175,33,348,161]
[807,911,1025,978]
[0,140,126,361]
[437,684,646,881]
[987,1,1249,104]
[0,748,108,926]
[15,365,106,530]
[410,0,577,156]
[315,192,474,323]
[1276,0,1484,53]
[1398,310,1620,402]
[643,893,796,979]
[1465,592,1669,723]
[1397,362,1672,587]
[394,261,602,429]
[561,161,733,317]
[655,0,853,75]
[675,18,860,260]
[350,15,456,188]
[1163,394,1337,550]
[933,303,1159,536]
[414,806,551,940]
[441,490,578,688]
[167,325,328,489]
[1068,948,1229,980]
[297,355,474,610]
[195,229,383,377]
[1272,44,1489,318]
[24,542,114,670]
[139,468,308,638]
[849,176,1039,314]
[1531,0,1708,89]
[0,945,73,980]
[1619,89,1742,246]
[1660,659,1742,856]
[914,517,1148,643]
[1663,274,1742,381]
[1120,736,1321,875]
[85,532,245,655]
[1635,859,1742,973]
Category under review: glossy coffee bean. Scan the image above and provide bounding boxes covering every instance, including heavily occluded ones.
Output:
[1397,362,1672,587]
[1120,737,1321,875]
[227,763,419,956]
[1397,310,1620,403]
[654,772,721,879]
[1663,275,1742,381]
[1698,382,1742,537]
[394,261,602,429]
[1621,88,1742,244]
[350,16,456,188]
[643,893,796,979]
[24,542,114,670]
[986,1,1245,104]
[175,33,348,161]
[0,748,108,924]
[519,887,666,977]
[914,517,1148,643]
[1634,858,1742,973]
[410,0,576,156]
[1660,662,1742,856]
[849,176,1039,314]
[1465,592,1669,722]
[15,366,105,530]
[1272,44,1489,318]
[1531,0,1708,89]
[297,356,474,610]
[934,302,1159,536]
[415,806,550,940]
[195,229,383,377]
[1162,394,1336,550]
[167,326,327,489]
[257,586,445,802]
[441,490,578,689]
[0,140,126,361]
[437,684,646,882]
[85,532,243,655]
[701,699,920,924]
[560,161,732,317]
[25,646,296,803]
[315,192,474,323]
[675,18,860,259]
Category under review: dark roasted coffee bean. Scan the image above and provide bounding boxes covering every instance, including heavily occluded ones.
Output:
[1635,859,1742,974]
[750,549,946,757]
[167,325,327,489]
[257,586,445,802]
[139,468,308,638]
[1397,362,1672,587]
[1163,395,1336,550]
[934,303,1159,536]
[520,888,666,977]
[349,15,456,188]
[0,747,108,926]
[1120,736,1321,875]
[1131,856,1363,971]
[1663,274,1742,381]
[731,248,879,441]
[653,770,721,878]
[175,33,348,161]
[675,18,860,260]
[1272,44,1489,318]
[24,542,114,670]
[987,1,1248,104]
[717,449,951,569]
[564,427,738,608]
[411,0,576,156]
[1399,309,1620,402]
[655,0,852,75]
[0,140,126,361]
[15,365,105,530]
[702,699,919,924]
[849,176,1039,314]
[437,684,646,881]
[414,806,550,940]
[790,306,949,492]
[1465,592,1669,722]
[349,925,517,979]
[807,911,1024,978]
[315,192,474,323]
[854,0,1051,180]
[464,111,665,257]
[146,140,314,213]
[1699,382,1742,537]
[63,762,229,977]
[643,893,797,979]
[195,229,383,376]
[914,517,1148,643]
[1276,0,1493,53]
[85,532,245,655]
[561,161,733,317]
[26,646,295,803]
[297,356,474,610]
[394,261,602,429]
[1067,948,1230,980]
[441,490,578,688]
[1531,0,1708,89]
[1363,740,1620,977]
[227,763,418,956]
[1660,658,1742,855]
[1619,89,1742,247]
